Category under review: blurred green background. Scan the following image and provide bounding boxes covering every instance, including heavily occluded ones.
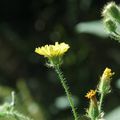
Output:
[0,0,120,120]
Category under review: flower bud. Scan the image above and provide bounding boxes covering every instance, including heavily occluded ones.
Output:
[98,67,114,94]
[85,90,99,120]
[104,18,117,33]
[102,2,120,23]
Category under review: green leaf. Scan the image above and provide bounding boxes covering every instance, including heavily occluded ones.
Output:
[105,107,120,120]
[75,20,108,38]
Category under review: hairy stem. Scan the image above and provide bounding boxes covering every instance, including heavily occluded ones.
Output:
[54,65,78,120]
[99,93,104,113]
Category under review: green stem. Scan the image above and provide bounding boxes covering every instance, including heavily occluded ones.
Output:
[54,65,78,120]
[13,111,33,120]
[0,111,32,120]
[99,93,104,113]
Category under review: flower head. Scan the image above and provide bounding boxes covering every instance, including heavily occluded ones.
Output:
[101,67,114,81]
[35,42,70,67]
[85,90,96,99]
[35,42,70,58]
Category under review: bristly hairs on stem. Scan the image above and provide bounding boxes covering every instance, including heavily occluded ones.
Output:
[54,65,79,120]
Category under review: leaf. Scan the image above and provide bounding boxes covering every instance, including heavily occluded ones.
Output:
[105,107,120,120]
[54,95,78,110]
[75,20,108,38]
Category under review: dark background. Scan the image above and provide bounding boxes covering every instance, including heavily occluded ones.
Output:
[0,0,120,120]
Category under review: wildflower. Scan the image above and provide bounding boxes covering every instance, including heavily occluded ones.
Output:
[98,67,114,94]
[35,42,70,66]
[35,42,79,119]
[85,90,99,120]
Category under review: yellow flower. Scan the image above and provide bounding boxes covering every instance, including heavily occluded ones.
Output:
[101,67,114,81]
[35,42,70,58]
[85,90,96,99]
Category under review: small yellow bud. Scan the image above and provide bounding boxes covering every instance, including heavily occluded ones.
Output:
[98,67,115,94]
[85,90,96,99]
[101,67,114,81]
